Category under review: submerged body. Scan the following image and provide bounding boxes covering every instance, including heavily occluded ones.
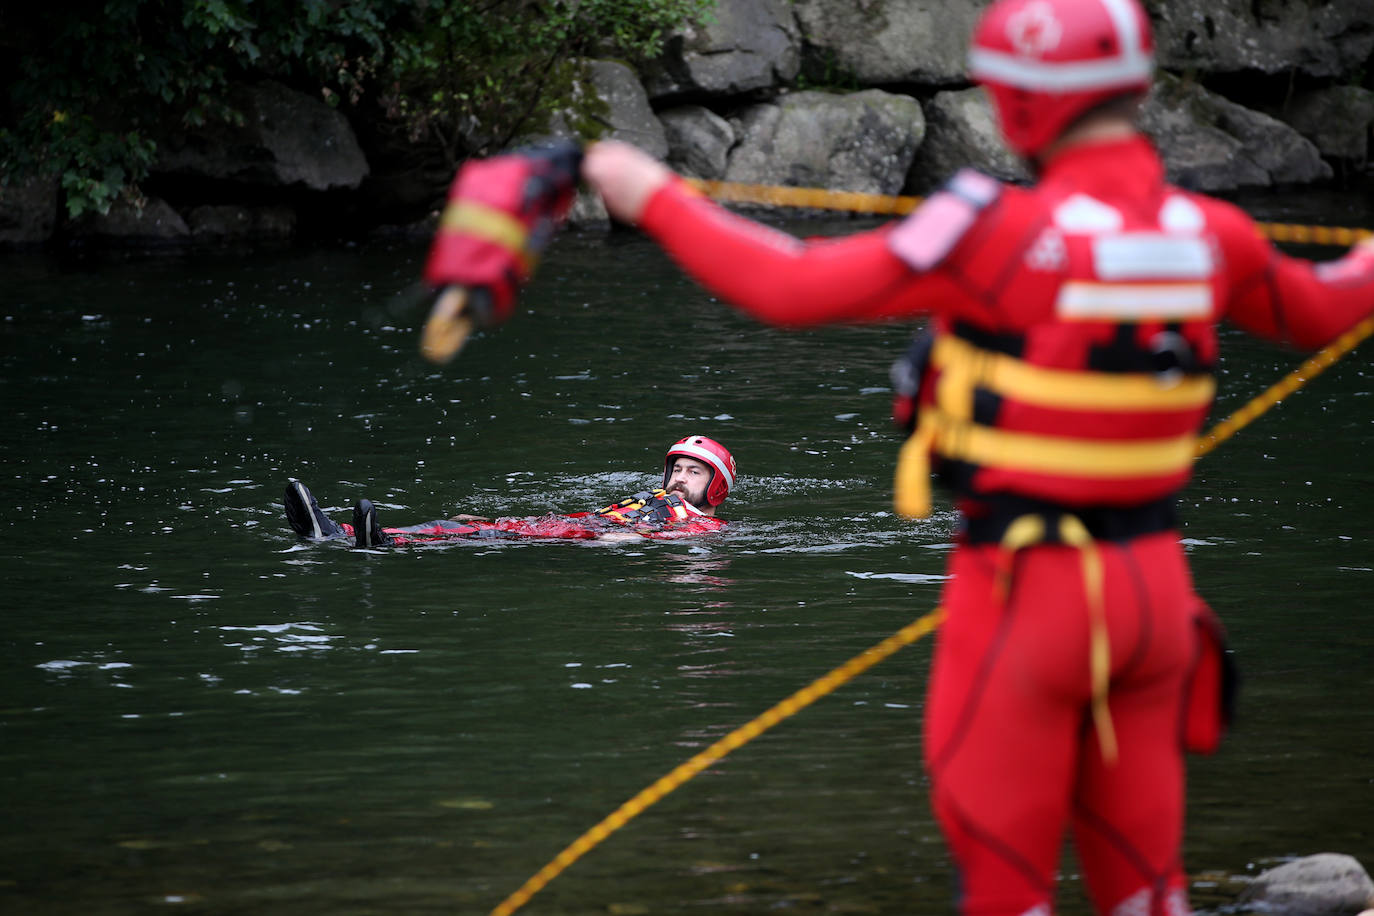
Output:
[285,437,737,549]
[354,491,726,545]
[286,483,727,548]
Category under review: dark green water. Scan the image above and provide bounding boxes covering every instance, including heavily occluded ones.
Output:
[2,219,1371,915]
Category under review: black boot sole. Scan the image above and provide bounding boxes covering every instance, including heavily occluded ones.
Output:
[285,481,344,540]
[353,499,393,548]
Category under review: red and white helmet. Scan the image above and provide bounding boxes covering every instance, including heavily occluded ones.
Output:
[968,0,1154,159]
[663,435,737,507]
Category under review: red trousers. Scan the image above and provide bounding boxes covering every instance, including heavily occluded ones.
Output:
[924,531,1200,916]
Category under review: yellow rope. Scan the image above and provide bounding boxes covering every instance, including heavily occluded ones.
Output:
[1258,221,1373,248]
[1196,313,1374,457]
[487,608,947,916]
[686,178,1373,247]
[688,178,923,216]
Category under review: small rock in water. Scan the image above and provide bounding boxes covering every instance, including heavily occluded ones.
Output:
[1236,853,1374,916]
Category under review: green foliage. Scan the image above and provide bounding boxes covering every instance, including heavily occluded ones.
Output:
[0,0,713,220]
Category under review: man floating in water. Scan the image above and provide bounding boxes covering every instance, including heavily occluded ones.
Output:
[284,435,736,547]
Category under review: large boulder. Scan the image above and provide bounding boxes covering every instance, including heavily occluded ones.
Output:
[71,195,190,244]
[1236,854,1374,916]
[794,0,989,87]
[1141,74,1332,191]
[1152,0,1374,80]
[154,80,369,191]
[724,89,925,196]
[185,204,296,242]
[905,87,1029,192]
[1273,86,1374,162]
[643,0,800,101]
[552,60,669,159]
[0,174,59,246]
[661,105,737,179]
[543,59,671,227]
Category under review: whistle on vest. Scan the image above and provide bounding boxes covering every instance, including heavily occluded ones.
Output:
[420,140,584,363]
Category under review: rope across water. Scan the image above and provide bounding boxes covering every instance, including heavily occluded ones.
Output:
[489,610,947,916]
[685,178,1374,246]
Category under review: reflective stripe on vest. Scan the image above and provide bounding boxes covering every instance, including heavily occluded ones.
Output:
[894,333,1215,518]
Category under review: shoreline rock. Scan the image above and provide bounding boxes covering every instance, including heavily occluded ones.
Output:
[1230,853,1374,916]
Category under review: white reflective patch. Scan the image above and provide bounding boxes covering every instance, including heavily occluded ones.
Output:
[1160,195,1205,232]
[1056,281,1213,319]
[1094,234,1214,279]
[1054,194,1123,232]
[1025,227,1067,271]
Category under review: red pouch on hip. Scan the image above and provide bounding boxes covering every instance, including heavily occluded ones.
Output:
[1182,601,1238,754]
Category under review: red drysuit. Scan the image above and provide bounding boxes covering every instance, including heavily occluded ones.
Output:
[347,489,727,546]
[635,135,1374,915]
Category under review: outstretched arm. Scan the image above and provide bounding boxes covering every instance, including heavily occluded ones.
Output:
[582,141,930,327]
[1211,200,1374,349]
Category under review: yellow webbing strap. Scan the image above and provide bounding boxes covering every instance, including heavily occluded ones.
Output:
[1058,515,1116,764]
[933,334,1216,411]
[934,419,1199,478]
[893,415,938,519]
[993,514,1117,764]
[487,608,947,916]
[438,200,533,271]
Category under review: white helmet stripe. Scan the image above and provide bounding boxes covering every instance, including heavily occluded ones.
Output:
[968,0,1152,92]
[968,47,1151,92]
[669,443,735,491]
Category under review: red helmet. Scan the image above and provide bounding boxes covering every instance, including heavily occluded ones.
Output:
[968,0,1154,158]
[663,435,737,507]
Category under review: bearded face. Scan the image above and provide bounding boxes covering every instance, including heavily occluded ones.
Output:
[665,456,713,510]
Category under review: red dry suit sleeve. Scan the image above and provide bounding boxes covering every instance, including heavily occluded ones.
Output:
[638,179,930,326]
[1212,200,1374,350]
